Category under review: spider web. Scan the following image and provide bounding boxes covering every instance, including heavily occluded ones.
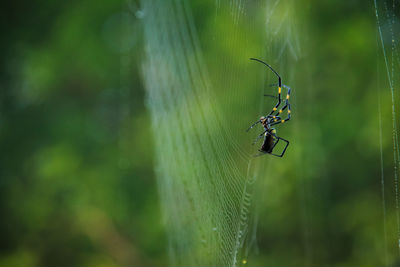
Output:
[140,0,302,266]
[374,0,400,263]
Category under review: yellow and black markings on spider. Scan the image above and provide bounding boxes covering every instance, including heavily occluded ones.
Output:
[246,58,292,158]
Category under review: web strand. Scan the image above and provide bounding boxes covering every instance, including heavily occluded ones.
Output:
[374,0,400,255]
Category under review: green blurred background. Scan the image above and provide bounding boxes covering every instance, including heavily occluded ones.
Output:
[1,0,399,266]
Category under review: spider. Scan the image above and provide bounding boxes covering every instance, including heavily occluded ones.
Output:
[247,58,292,157]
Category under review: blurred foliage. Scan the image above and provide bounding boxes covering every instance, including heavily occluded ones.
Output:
[0,0,166,266]
[0,0,399,266]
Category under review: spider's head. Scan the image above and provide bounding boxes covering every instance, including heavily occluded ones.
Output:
[261,116,272,125]
[260,116,271,130]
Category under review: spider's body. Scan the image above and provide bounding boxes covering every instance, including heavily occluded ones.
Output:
[247,58,292,157]
[260,127,276,154]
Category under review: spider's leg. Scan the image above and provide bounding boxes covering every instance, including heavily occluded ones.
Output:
[249,58,282,116]
[275,86,291,115]
[265,114,282,120]
[267,79,292,117]
[269,84,291,90]
[266,84,290,100]
[246,120,261,132]
[271,103,291,126]
[270,108,291,126]
[264,94,278,99]
[271,86,292,126]
[268,82,282,116]
[269,136,290,157]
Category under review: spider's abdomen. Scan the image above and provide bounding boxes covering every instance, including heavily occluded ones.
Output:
[260,133,275,153]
